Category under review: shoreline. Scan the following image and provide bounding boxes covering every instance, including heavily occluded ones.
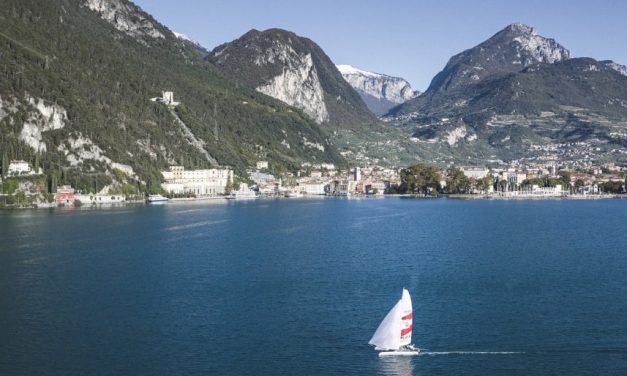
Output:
[0,193,624,210]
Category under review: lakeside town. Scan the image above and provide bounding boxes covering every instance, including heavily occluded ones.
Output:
[1,156,626,209]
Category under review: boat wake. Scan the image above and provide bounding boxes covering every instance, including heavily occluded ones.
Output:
[420,351,523,356]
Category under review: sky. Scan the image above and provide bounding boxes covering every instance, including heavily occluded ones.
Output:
[133,0,627,91]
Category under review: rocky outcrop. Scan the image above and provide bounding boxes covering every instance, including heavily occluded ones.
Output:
[256,48,328,123]
[83,0,165,40]
[207,28,378,129]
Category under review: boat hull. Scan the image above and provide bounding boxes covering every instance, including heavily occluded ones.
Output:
[378,350,420,357]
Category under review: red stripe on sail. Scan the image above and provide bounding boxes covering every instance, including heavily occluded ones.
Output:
[400,325,412,336]
[401,313,412,320]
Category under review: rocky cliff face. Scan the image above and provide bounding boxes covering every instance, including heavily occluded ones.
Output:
[252,42,329,123]
[207,29,378,130]
[336,65,419,116]
[83,0,165,40]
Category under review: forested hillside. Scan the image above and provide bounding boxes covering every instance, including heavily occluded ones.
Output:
[0,0,344,194]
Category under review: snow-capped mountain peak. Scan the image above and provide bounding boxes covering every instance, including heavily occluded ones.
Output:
[337,64,384,79]
[337,64,419,116]
[173,31,200,46]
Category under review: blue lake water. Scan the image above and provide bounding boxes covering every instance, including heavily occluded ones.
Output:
[1,197,627,375]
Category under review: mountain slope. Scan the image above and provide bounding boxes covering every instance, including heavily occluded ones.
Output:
[337,64,419,116]
[384,23,627,165]
[0,0,345,193]
[206,28,380,130]
[422,23,570,96]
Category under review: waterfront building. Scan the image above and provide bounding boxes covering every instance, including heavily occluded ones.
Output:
[55,185,75,206]
[161,166,233,196]
[75,194,125,205]
[506,172,527,186]
[531,184,563,196]
[300,181,328,195]
[461,167,489,179]
[331,179,356,196]
[365,181,386,195]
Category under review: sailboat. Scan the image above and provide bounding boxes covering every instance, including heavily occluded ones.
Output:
[369,288,420,356]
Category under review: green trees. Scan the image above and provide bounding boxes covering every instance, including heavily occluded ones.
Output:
[225,175,234,194]
[558,170,571,188]
[0,0,346,196]
[399,163,441,195]
[478,175,493,193]
[600,181,624,194]
[574,179,585,192]
[1,152,8,178]
[445,167,471,194]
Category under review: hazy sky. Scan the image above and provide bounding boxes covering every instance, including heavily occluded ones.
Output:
[133,0,627,91]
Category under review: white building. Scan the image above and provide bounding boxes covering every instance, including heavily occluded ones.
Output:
[299,181,329,195]
[354,167,361,182]
[331,179,356,196]
[161,166,233,196]
[256,161,269,170]
[506,172,527,186]
[531,184,563,196]
[461,167,489,179]
[75,194,125,205]
[150,91,180,106]
[7,160,39,177]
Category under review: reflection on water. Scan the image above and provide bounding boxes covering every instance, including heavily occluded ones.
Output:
[378,357,415,376]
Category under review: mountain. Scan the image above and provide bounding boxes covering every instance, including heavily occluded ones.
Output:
[206,29,379,129]
[388,23,627,165]
[422,23,570,95]
[336,65,419,116]
[0,0,345,194]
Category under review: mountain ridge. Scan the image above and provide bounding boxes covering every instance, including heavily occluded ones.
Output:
[206,28,380,130]
[0,0,346,194]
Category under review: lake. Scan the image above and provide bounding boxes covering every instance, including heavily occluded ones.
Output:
[1,197,627,375]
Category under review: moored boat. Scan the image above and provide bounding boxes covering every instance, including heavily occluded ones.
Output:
[146,194,169,203]
[285,191,303,198]
[227,190,257,200]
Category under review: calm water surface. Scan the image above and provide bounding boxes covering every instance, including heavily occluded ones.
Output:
[1,198,627,375]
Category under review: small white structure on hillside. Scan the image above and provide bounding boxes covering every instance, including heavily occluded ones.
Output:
[7,160,39,177]
[150,91,180,106]
[256,161,269,170]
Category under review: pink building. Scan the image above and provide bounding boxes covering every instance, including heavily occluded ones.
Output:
[54,185,75,206]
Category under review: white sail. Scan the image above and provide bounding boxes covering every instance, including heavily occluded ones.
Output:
[369,300,402,350]
[399,288,413,346]
[369,288,414,351]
